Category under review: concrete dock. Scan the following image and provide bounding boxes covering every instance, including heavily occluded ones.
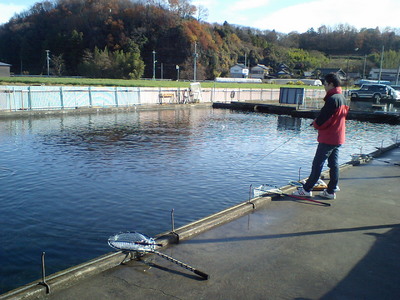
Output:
[2,145,400,299]
[212,102,400,124]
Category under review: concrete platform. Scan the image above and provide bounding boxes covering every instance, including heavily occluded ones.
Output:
[3,146,400,300]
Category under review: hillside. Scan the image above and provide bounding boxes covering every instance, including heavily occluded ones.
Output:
[1,0,400,80]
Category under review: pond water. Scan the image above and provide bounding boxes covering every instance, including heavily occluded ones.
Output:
[0,106,399,293]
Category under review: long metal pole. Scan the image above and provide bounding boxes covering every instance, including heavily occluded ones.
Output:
[378,46,384,83]
[363,54,367,79]
[45,50,50,76]
[40,252,50,293]
[193,42,197,82]
[152,50,156,80]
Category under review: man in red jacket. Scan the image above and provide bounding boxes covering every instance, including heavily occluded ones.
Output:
[293,72,349,199]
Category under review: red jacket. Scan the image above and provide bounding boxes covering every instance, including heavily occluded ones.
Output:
[312,88,349,145]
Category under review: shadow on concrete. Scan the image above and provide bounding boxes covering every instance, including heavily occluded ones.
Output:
[184,223,400,298]
[140,261,206,281]
[321,225,400,299]
[339,175,400,181]
[271,197,330,206]
[184,223,400,245]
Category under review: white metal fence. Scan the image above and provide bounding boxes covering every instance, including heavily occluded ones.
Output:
[0,85,326,111]
[301,89,326,109]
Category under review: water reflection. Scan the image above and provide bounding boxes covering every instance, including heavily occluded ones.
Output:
[350,100,398,112]
[277,115,302,131]
[0,107,399,293]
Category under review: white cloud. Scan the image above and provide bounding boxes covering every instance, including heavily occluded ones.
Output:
[3,0,400,33]
[229,0,272,12]
[195,0,273,25]
[0,3,27,24]
[252,0,400,33]
[193,0,213,5]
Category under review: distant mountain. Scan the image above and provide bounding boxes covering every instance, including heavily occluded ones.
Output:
[1,0,399,79]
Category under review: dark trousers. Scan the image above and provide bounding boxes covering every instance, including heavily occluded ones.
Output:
[304,143,341,194]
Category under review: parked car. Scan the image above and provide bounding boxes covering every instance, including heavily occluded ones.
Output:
[390,85,400,91]
[349,84,400,103]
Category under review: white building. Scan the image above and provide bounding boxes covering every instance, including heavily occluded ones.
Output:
[0,62,11,77]
[230,64,249,78]
[369,68,400,83]
[250,64,271,79]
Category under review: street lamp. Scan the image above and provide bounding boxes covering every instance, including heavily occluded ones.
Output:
[362,54,367,79]
[176,65,180,81]
[45,50,50,76]
[346,48,359,89]
[152,50,157,80]
[193,42,198,81]
[378,45,384,83]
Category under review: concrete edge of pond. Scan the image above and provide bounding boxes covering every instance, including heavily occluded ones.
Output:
[1,142,399,300]
[0,194,273,299]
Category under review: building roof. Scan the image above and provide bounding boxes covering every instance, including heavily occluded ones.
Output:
[315,68,345,74]
[251,64,271,70]
[231,63,247,69]
[0,62,11,67]
[369,68,398,73]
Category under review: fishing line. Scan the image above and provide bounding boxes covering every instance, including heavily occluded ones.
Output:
[249,136,295,167]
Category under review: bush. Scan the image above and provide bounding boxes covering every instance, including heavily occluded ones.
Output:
[78,46,144,79]
[286,80,305,85]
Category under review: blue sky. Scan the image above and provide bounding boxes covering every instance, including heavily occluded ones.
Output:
[2,0,400,33]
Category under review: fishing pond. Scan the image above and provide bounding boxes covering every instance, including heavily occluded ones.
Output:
[0,106,399,293]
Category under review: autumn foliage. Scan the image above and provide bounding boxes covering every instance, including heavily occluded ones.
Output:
[1,0,400,80]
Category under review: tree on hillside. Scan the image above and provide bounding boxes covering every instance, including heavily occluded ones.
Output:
[167,0,197,19]
[51,54,65,76]
[78,46,144,79]
[1,0,400,79]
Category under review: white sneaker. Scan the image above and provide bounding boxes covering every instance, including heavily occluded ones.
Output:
[319,189,336,199]
[299,179,327,188]
[301,179,340,192]
[292,187,312,197]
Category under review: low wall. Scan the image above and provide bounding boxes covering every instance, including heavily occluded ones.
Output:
[0,86,326,112]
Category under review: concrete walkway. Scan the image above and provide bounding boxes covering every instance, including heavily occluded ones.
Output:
[4,146,400,300]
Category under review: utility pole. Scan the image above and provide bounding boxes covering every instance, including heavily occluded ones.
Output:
[45,50,50,76]
[193,42,198,81]
[363,54,367,79]
[378,46,384,83]
[152,50,157,80]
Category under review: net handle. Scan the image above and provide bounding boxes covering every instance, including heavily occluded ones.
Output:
[108,231,209,280]
[152,250,209,280]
